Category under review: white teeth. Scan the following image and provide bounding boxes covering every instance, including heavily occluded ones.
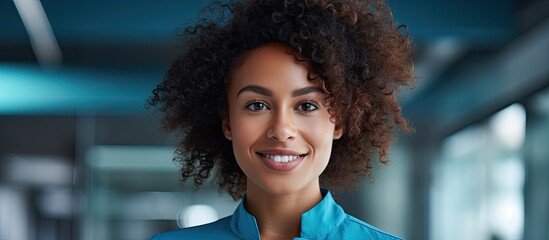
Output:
[265,154,300,163]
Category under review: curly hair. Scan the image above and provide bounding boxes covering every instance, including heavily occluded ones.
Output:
[149,0,414,200]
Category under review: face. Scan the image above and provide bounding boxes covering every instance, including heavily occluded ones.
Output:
[222,42,342,196]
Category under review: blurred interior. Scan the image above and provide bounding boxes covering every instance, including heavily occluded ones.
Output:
[1,0,549,239]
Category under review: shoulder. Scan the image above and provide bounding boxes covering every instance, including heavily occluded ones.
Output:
[148,215,239,240]
[336,214,404,240]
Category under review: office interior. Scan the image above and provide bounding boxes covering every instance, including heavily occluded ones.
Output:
[1,0,548,239]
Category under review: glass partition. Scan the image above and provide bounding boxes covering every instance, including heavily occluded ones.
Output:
[430,103,526,240]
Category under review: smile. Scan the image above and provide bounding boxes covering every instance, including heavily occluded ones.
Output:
[256,152,307,170]
[264,154,300,163]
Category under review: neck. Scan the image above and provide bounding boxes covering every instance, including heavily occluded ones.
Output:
[244,182,323,240]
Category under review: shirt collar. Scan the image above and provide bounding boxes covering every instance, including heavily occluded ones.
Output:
[230,189,346,239]
[300,189,346,238]
[230,196,261,240]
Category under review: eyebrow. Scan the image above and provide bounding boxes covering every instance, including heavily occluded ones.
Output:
[291,86,325,97]
[237,85,272,97]
[236,85,325,98]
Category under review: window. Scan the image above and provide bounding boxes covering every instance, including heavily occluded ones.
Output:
[430,104,526,240]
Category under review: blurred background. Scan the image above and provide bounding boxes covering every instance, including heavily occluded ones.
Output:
[1,0,548,239]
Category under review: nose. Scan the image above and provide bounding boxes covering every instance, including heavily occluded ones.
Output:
[266,110,297,142]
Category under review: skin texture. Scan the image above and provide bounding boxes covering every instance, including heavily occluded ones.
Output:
[223,42,342,196]
[222,42,343,240]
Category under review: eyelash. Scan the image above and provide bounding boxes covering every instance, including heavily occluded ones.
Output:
[244,100,319,112]
[244,100,270,112]
[296,101,319,112]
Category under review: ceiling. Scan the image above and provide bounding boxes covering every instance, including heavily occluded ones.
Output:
[2,0,541,117]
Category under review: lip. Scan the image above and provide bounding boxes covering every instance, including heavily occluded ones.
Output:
[257,149,306,156]
[256,149,307,171]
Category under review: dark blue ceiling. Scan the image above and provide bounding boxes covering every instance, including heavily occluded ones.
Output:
[0,0,528,116]
[1,1,211,44]
[0,0,515,45]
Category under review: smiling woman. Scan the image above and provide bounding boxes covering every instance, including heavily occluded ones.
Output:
[224,43,342,199]
[148,0,414,239]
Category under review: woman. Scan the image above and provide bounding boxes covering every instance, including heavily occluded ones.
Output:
[149,0,414,239]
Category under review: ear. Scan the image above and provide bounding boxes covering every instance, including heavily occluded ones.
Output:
[333,124,343,140]
[222,116,232,141]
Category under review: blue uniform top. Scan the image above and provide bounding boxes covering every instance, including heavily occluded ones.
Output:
[149,190,403,240]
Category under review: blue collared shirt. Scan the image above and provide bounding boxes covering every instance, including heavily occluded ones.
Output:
[149,190,403,239]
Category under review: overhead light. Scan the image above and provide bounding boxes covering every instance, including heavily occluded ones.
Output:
[3,155,72,186]
[86,145,179,172]
[489,103,526,150]
[178,204,219,228]
[13,0,62,68]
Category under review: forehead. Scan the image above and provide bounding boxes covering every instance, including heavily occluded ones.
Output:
[228,43,318,91]
[234,42,294,62]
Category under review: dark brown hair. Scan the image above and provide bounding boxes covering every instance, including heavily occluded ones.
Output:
[149,0,414,200]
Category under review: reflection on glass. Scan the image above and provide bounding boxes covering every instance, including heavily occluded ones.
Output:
[82,145,237,240]
[431,103,525,240]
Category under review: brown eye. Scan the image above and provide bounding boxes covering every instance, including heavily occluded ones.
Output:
[297,102,319,112]
[245,101,269,112]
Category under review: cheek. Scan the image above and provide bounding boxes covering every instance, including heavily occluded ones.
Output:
[229,114,261,149]
[228,114,265,174]
[298,117,336,143]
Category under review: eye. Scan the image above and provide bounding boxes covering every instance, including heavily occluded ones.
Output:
[297,101,319,112]
[245,101,270,112]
